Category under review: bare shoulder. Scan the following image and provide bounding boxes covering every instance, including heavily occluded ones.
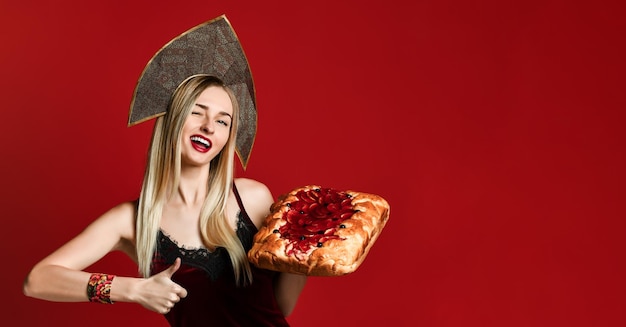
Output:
[234,178,274,228]
[234,178,272,198]
[91,200,137,240]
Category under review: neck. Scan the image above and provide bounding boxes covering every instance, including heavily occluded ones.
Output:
[174,164,210,207]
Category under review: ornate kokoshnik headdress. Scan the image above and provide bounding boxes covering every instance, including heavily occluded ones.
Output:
[128,15,257,169]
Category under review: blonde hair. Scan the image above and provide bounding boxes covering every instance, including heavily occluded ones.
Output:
[135,74,253,285]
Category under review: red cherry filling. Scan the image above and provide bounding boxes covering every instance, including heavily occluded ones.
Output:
[278,187,356,257]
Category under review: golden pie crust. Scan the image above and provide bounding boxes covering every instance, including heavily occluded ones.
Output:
[248,185,390,276]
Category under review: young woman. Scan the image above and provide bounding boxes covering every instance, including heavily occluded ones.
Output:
[23,75,307,326]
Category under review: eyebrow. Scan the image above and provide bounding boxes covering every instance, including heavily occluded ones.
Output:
[194,103,233,119]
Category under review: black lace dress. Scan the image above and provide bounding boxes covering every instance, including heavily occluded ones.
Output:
[150,184,289,326]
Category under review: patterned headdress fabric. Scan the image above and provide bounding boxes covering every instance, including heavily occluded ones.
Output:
[128,15,257,168]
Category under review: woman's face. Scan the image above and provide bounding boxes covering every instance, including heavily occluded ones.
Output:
[180,85,233,167]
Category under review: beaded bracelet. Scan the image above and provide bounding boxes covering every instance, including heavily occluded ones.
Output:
[87,273,115,304]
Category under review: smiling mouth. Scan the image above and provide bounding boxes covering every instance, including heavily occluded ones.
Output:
[191,135,212,152]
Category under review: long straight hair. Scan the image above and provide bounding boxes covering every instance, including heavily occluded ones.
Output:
[135,74,253,285]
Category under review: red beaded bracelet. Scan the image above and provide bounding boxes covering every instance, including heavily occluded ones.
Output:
[87,273,115,304]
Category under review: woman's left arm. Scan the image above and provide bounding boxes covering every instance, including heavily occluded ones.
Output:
[274,272,307,316]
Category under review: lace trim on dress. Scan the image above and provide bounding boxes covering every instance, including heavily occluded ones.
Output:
[154,210,254,280]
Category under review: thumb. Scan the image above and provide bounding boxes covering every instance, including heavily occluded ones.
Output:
[161,257,182,278]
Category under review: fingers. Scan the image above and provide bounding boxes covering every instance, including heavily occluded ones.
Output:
[146,258,188,314]
[161,257,182,278]
[165,258,187,298]
[161,292,186,314]
[177,285,188,298]
[161,302,175,314]
[168,293,183,304]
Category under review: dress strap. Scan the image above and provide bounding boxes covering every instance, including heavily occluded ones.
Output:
[232,181,254,229]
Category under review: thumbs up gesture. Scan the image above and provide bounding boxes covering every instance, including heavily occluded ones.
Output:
[135,258,188,314]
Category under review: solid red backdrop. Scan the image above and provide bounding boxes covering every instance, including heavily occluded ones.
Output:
[2,0,625,326]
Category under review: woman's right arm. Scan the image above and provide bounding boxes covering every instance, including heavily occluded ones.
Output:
[22,201,187,313]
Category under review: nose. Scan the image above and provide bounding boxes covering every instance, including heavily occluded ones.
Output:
[200,119,214,134]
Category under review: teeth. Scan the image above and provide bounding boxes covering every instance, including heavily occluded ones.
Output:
[191,136,210,147]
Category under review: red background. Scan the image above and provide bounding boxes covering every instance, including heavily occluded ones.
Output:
[2,0,625,326]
